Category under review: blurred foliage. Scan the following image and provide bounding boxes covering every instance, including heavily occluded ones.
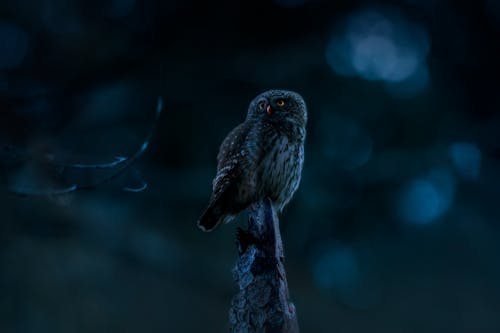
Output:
[1,0,500,332]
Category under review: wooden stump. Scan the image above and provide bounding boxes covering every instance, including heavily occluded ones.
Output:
[229,198,299,333]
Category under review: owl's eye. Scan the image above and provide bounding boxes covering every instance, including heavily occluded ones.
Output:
[277,99,285,107]
[258,101,266,110]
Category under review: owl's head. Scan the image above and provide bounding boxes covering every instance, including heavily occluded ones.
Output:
[247,90,307,127]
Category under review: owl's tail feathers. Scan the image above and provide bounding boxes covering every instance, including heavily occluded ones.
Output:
[197,201,235,232]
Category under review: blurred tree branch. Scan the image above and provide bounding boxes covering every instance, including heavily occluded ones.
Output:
[229,198,299,333]
[1,97,163,196]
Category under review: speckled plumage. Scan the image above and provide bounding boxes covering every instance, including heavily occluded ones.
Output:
[198,90,307,232]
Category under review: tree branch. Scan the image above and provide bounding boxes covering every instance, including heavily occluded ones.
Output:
[4,97,163,196]
[229,198,299,333]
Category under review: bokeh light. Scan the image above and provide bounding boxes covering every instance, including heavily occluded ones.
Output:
[449,142,481,181]
[397,168,455,225]
[325,8,430,96]
[312,243,360,298]
[311,242,378,309]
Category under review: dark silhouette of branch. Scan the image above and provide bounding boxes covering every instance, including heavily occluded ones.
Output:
[229,198,299,333]
[4,97,163,196]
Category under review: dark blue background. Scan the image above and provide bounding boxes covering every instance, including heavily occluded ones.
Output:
[1,0,500,332]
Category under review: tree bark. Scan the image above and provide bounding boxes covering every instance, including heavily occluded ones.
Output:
[229,198,299,333]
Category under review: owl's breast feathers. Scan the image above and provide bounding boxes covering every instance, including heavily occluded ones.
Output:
[257,120,305,211]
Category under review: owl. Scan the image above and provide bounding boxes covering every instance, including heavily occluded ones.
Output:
[198,90,307,232]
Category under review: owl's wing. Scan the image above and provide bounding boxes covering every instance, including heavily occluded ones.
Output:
[197,123,254,231]
[212,123,252,198]
[198,121,268,231]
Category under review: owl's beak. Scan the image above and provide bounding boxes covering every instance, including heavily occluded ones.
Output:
[266,105,272,115]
